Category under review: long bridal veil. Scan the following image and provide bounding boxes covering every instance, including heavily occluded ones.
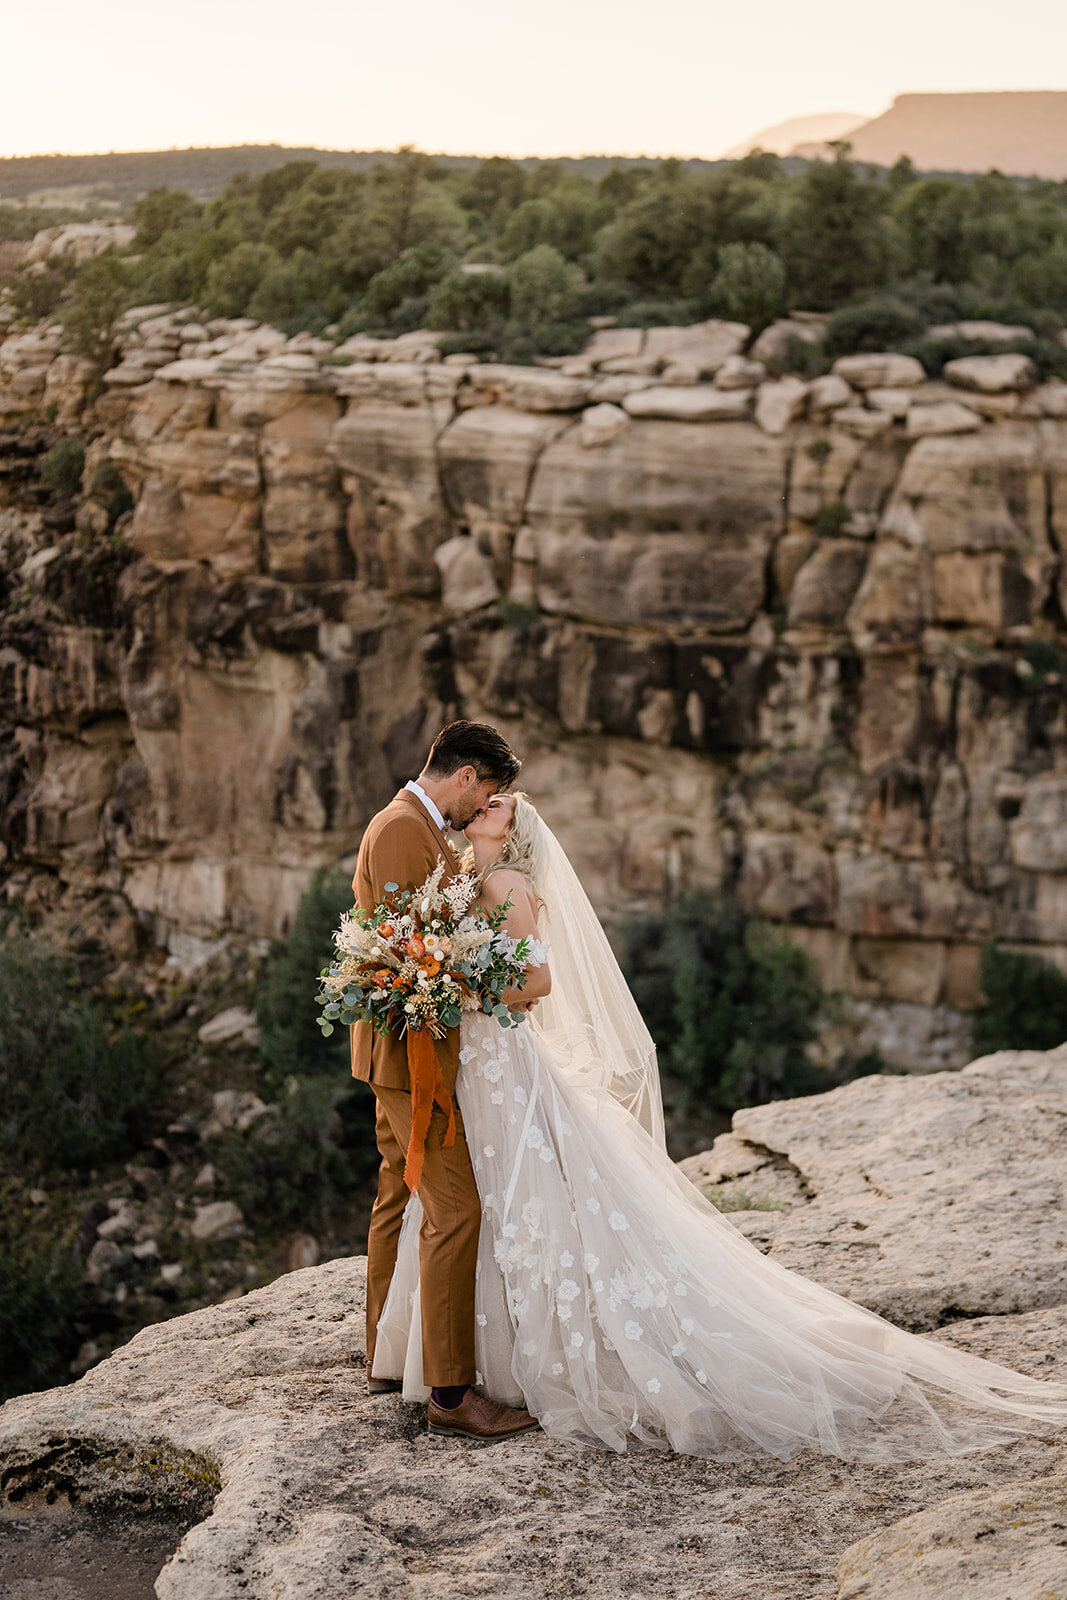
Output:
[516,812,1067,1460]
[526,815,665,1145]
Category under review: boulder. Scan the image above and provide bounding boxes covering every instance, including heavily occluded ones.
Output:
[642,319,749,376]
[578,402,630,448]
[622,385,753,421]
[714,354,766,390]
[943,353,1040,393]
[749,313,829,362]
[905,401,982,437]
[754,376,807,435]
[831,406,894,440]
[805,373,854,413]
[836,1473,1067,1600]
[925,319,1036,344]
[189,1200,247,1242]
[434,536,500,614]
[831,354,926,390]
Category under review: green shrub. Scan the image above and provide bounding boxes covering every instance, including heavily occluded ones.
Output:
[972,941,1067,1055]
[39,438,85,500]
[206,1074,377,1234]
[708,242,787,335]
[0,1241,87,1401]
[0,931,162,1175]
[59,253,132,371]
[505,244,586,326]
[825,294,926,356]
[222,866,382,1230]
[426,265,510,331]
[256,866,355,1088]
[88,460,134,528]
[813,499,852,537]
[621,891,832,1115]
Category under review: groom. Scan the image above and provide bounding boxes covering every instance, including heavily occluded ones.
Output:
[351,719,539,1441]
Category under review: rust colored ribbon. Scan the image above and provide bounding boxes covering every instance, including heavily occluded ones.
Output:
[403,1028,456,1195]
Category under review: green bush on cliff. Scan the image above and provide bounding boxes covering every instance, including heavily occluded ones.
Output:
[39,437,86,500]
[621,891,838,1114]
[0,930,162,1175]
[233,867,378,1231]
[0,1240,87,1403]
[972,941,1067,1055]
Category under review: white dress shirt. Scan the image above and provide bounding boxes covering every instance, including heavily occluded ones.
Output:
[404,778,449,833]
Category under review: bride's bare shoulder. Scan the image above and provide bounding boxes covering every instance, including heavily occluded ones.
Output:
[480,868,537,909]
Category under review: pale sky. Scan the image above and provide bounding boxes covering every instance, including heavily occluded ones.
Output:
[2,0,1066,163]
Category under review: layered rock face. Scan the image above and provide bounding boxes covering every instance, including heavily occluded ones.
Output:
[2,1044,1065,1598]
[3,309,1067,1062]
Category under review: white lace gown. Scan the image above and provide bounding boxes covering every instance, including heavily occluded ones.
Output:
[371,1008,1067,1464]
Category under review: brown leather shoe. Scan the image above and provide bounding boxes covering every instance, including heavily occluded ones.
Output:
[427,1387,539,1443]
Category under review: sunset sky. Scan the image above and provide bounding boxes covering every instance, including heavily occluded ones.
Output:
[2,0,1066,163]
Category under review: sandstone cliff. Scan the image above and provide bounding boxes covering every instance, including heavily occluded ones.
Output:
[3,309,1067,1065]
[2,1044,1065,1599]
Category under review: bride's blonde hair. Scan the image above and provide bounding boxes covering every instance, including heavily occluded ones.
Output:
[461,791,545,909]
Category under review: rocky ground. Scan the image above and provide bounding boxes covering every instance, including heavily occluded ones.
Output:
[2,1045,1065,1599]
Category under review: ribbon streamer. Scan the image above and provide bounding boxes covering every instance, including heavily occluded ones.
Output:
[403,1028,456,1194]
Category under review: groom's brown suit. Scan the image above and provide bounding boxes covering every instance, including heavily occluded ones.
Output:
[351,788,479,1387]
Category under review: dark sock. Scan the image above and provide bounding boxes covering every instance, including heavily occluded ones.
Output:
[431,1384,468,1409]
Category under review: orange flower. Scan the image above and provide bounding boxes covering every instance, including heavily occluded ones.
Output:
[422,958,441,977]
[409,936,426,959]
[392,975,407,989]
[379,922,394,939]
[373,969,393,987]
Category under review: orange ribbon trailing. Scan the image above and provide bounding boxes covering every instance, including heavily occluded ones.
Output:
[403,1028,456,1195]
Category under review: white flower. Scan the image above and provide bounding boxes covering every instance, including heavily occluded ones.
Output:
[513,1086,527,1105]
[476,1314,487,1326]
[681,1318,694,1336]
[609,1210,629,1232]
[552,1363,564,1376]
[696,1370,708,1385]
[586,1198,601,1214]
[483,1145,495,1158]
[569,1331,584,1350]
[557,1304,572,1322]
[654,1291,668,1309]
[557,1279,581,1302]
[521,1198,544,1231]
[559,1250,574,1268]
[538,1145,554,1163]
[624,1320,643,1342]
[490,1090,504,1105]
[526,1125,545,1150]
[593,1280,604,1292]
[523,1340,537,1357]
[672,1340,686,1356]
[583,1252,599,1273]
[502,1223,518,1238]
[674,1283,687,1297]
[647,1378,661,1394]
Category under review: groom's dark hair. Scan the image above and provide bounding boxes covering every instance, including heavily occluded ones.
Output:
[423,720,521,787]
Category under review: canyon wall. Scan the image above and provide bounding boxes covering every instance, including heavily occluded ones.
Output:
[3,307,1067,1065]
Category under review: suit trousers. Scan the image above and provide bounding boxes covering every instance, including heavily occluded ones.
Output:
[365,1083,480,1388]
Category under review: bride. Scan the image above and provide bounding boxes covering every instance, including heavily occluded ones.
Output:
[371,793,1067,1463]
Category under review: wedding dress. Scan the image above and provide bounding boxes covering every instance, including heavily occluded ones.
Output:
[371,822,1067,1464]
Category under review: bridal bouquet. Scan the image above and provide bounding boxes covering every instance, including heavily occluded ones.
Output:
[315,857,531,1041]
[315,858,531,1193]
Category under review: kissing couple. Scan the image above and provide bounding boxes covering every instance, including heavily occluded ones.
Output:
[350,720,1067,1460]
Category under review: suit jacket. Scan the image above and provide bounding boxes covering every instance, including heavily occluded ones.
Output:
[349,788,462,1093]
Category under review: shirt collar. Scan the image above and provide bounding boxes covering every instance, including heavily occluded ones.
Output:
[404,778,448,834]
